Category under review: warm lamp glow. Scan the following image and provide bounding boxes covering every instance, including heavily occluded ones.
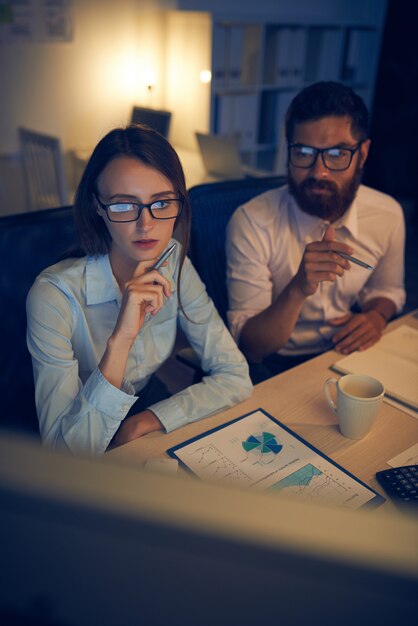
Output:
[199,69,212,84]
[143,69,157,89]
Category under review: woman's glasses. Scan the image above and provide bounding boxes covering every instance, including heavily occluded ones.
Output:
[95,195,183,222]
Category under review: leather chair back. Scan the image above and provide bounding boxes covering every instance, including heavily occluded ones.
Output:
[0,206,77,435]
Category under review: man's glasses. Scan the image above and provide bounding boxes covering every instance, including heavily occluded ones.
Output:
[288,142,364,171]
[95,195,183,222]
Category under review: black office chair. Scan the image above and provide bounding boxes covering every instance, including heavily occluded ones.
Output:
[18,127,70,211]
[177,175,286,374]
[0,206,78,436]
[130,106,172,138]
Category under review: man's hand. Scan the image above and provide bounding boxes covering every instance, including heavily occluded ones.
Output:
[329,310,386,354]
[292,226,353,296]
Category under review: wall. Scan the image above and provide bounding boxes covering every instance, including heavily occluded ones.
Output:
[165,10,211,150]
[0,0,175,213]
[0,0,391,214]
[0,0,172,155]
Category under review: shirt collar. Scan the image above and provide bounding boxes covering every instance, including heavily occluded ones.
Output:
[287,186,359,241]
[85,251,178,306]
[85,254,120,305]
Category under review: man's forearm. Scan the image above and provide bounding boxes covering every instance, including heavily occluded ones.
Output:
[239,278,306,362]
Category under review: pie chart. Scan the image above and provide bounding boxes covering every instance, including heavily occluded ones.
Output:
[242,432,282,455]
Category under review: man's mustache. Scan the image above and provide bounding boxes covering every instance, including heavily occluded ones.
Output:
[300,178,338,193]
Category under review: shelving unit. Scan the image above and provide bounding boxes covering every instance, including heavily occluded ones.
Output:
[166,3,388,173]
[209,16,385,174]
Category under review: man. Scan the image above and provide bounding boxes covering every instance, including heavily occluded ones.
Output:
[226,81,405,382]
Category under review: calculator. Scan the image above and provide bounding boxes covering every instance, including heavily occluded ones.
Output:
[375,465,418,507]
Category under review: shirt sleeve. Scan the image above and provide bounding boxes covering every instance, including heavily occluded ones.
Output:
[26,278,138,456]
[226,205,274,343]
[357,206,406,313]
[147,257,253,432]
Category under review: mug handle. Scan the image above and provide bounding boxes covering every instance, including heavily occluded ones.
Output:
[324,378,338,413]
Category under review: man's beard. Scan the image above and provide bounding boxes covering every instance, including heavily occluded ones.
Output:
[288,164,363,222]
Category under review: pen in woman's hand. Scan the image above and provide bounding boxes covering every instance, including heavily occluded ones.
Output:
[150,243,177,271]
[339,252,374,271]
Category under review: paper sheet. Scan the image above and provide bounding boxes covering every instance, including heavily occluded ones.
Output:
[387,443,418,468]
[332,325,418,415]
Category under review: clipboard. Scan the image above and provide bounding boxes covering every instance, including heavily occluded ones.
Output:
[168,408,385,510]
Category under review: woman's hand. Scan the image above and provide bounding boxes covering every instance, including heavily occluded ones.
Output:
[99,259,171,389]
[113,259,172,344]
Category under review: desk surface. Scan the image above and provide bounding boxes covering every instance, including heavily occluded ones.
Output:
[107,311,418,505]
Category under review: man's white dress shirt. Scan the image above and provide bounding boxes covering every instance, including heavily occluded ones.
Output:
[226,184,405,356]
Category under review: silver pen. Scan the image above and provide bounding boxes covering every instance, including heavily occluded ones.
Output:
[150,242,177,271]
[339,252,374,271]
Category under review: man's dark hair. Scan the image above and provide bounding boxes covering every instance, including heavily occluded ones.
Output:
[285,81,370,143]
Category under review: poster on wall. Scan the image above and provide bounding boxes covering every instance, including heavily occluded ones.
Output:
[0,0,73,44]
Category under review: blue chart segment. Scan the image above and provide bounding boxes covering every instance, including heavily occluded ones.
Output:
[272,463,322,490]
[242,432,282,455]
[270,463,349,500]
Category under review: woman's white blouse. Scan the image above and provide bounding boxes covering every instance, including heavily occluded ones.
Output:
[26,242,252,455]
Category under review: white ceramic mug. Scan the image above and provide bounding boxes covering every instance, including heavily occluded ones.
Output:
[323,374,385,439]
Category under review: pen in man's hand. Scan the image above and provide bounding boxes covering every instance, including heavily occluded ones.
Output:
[339,252,374,271]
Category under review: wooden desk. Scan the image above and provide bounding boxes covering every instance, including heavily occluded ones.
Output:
[107,311,418,504]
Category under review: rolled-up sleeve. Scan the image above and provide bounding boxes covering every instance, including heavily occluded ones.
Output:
[358,208,406,313]
[226,205,274,343]
[148,257,253,432]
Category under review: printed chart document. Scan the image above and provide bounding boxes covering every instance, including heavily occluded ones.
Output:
[331,325,418,413]
[168,409,384,510]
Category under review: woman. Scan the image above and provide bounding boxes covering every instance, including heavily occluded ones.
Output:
[26,125,252,455]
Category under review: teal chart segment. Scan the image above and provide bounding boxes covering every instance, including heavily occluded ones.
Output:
[242,432,282,455]
[272,463,322,491]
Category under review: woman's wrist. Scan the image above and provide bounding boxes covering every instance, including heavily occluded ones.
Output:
[134,410,164,437]
[108,410,163,450]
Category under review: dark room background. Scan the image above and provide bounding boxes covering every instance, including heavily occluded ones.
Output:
[364,0,418,216]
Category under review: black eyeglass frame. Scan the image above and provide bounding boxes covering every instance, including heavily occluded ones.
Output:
[288,141,365,171]
[95,194,184,222]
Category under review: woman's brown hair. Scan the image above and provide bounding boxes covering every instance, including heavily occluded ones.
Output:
[74,123,190,313]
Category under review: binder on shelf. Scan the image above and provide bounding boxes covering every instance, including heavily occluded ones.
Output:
[215,93,257,151]
[212,23,228,86]
[258,90,278,144]
[263,26,277,84]
[317,28,344,81]
[241,24,261,86]
[275,27,292,86]
[289,28,307,86]
[227,25,245,86]
[273,90,296,175]
[237,93,258,150]
[343,28,377,84]
[305,27,344,83]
